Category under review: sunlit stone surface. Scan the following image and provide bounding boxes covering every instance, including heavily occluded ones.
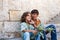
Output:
[0,0,60,40]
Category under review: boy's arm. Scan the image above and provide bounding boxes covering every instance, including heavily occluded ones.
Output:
[22,30,37,35]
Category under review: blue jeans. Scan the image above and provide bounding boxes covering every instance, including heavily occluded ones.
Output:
[23,32,40,40]
[40,31,46,40]
[45,24,57,40]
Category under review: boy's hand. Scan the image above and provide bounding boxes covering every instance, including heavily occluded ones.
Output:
[29,20,37,28]
[32,30,38,35]
[29,20,35,24]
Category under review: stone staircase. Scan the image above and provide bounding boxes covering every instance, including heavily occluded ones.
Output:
[46,13,60,40]
[47,12,60,24]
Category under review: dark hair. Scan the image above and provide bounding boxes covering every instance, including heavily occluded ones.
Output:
[20,12,30,22]
[31,9,39,15]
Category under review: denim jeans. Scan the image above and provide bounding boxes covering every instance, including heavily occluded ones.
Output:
[45,24,57,40]
[23,32,40,40]
[40,31,46,40]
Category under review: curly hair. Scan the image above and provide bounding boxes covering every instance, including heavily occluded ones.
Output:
[20,12,31,22]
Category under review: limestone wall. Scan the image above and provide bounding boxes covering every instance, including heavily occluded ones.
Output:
[0,0,60,38]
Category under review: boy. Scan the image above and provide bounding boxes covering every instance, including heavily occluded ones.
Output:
[31,9,57,40]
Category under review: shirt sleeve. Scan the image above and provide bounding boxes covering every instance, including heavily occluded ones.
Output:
[20,23,26,31]
[30,25,34,30]
[40,23,45,28]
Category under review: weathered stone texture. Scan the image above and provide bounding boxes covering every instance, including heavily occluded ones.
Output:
[9,10,21,20]
[0,22,3,33]
[4,22,20,32]
[0,0,60,39]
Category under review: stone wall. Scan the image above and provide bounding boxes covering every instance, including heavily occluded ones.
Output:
[20,0,60,23]
[0,0,60,38]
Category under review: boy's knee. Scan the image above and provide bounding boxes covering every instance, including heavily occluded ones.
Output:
[50,24,55,28]
[47,24,56,29]
[48,24,56,30]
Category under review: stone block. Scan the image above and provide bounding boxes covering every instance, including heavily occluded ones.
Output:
[8,0,21,10]
[0,0,3,11]
[9,10,21,20]
[3,21,21,38]
[4,21,20,32]
[0,11,9,21]
[0,22,3,33]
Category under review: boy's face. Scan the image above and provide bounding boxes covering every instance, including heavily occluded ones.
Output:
[31,13,38,20]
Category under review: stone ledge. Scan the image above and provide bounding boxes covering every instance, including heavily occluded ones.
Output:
[4,21,20,32]
[0,22,4,32]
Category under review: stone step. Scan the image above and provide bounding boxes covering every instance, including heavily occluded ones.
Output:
[0,24,60,40]
[47,13,60,24]
[0,38,22,40]
[57,32,60,40]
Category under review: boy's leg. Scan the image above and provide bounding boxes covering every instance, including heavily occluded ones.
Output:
[43,31,46,40]
[40,31,46,40]
[29,32,42,40]
[29,32,35,40]
[46,24,57,40]
[35,33,40,40]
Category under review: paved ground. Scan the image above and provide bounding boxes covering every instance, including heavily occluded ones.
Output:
[0,33,60,40]
[0,38,22,40]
